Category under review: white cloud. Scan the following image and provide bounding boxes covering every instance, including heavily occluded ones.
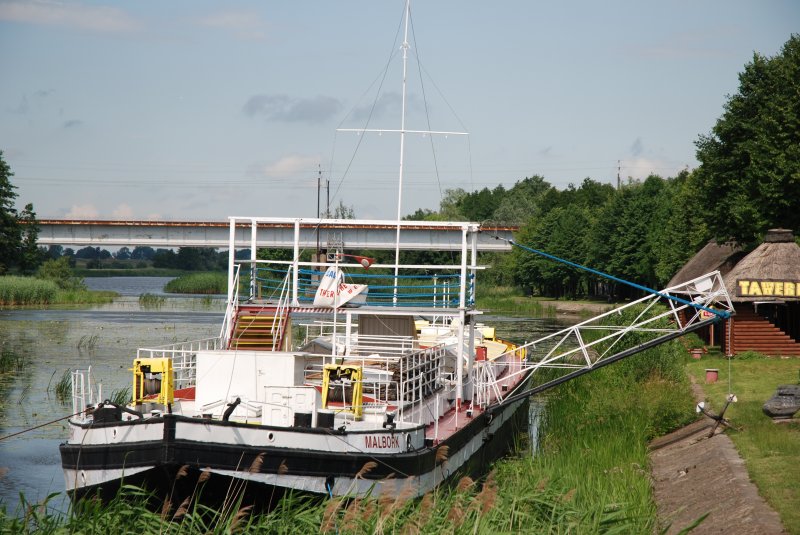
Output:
[65,203,99,219]
[111,203,134,219]
[193,10,267,41]
[0,0,140,33]
[623,158,685,180]
[252,155,319,180]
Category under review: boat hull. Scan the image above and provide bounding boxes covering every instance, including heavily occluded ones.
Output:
[60,396,529,503]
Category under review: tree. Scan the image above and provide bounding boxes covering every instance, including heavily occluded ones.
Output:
[331,200,355,219]
[131,246,155,260]
[115,246,132,260]
[513,205,592,298]
[46,245,64,259]
[492,175,554,225]
[0,150,20,273]
[75,246,100,259]
[18,203,42,274]
[152,248,177,268]
[694,34,800,246]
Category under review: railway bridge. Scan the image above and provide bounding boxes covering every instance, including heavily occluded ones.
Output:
[35,218,516,252]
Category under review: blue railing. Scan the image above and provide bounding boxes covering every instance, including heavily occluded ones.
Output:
[246,266,472,308]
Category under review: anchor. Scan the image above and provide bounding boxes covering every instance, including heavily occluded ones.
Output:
[696,394,737,438]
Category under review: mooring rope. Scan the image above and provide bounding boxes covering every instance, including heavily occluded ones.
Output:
[0,410,85,442]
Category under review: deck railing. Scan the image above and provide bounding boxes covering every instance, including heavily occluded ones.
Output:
[243,261,470,309]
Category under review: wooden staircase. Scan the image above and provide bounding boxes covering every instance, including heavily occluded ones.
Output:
[228,306,289,351]
[732,307,800,356]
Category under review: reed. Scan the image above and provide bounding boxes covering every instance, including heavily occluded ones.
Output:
[77,334,99,351]
[164,273,227,295]
[109,386,131,406]
[0,276,58,305]
[0,349,26,374]
[52,369,72,403]
[52,289,116,305]
[0,276,116,305]
[139,293,166,308]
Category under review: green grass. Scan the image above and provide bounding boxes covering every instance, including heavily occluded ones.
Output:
[686,352,800,534]
[0,276,116,305]
[164,273,227,295]
[0,276,59,305]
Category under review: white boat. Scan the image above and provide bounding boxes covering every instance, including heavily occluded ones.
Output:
[58,216,734,502]
[59,1,735,505]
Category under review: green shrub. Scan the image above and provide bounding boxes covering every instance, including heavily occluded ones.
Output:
[37,257,86,290]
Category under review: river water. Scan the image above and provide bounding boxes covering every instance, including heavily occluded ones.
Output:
[0,277,562,514]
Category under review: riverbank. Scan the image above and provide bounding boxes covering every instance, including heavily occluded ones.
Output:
[650,376,788,534]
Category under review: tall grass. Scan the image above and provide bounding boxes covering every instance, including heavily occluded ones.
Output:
[164,273,227,295]
[0,276,59,305]
[0,469,638,534]
[0,276,116,305]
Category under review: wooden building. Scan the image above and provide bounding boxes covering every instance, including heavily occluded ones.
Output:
[721,229,800,356]
[670,229,800,356]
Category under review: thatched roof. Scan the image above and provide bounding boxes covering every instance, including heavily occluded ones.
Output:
[668,240,744,287]
[722,229,800,302]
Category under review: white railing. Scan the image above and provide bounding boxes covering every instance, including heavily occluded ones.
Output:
[220,264,241,346]
[269,269,293,350]
[71,367,100,422]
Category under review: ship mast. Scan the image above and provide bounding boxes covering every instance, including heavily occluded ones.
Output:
[393,0,411,301]
[337,0,468,299]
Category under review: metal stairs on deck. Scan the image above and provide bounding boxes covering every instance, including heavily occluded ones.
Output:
[228,305,289,351]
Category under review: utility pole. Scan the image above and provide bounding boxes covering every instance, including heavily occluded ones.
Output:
[316,164,322,254]
[617,160,621,190]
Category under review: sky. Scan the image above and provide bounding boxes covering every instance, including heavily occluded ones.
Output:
[0,1,797,222]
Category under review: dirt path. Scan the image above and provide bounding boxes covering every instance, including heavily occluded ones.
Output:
[649,380,786,534]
